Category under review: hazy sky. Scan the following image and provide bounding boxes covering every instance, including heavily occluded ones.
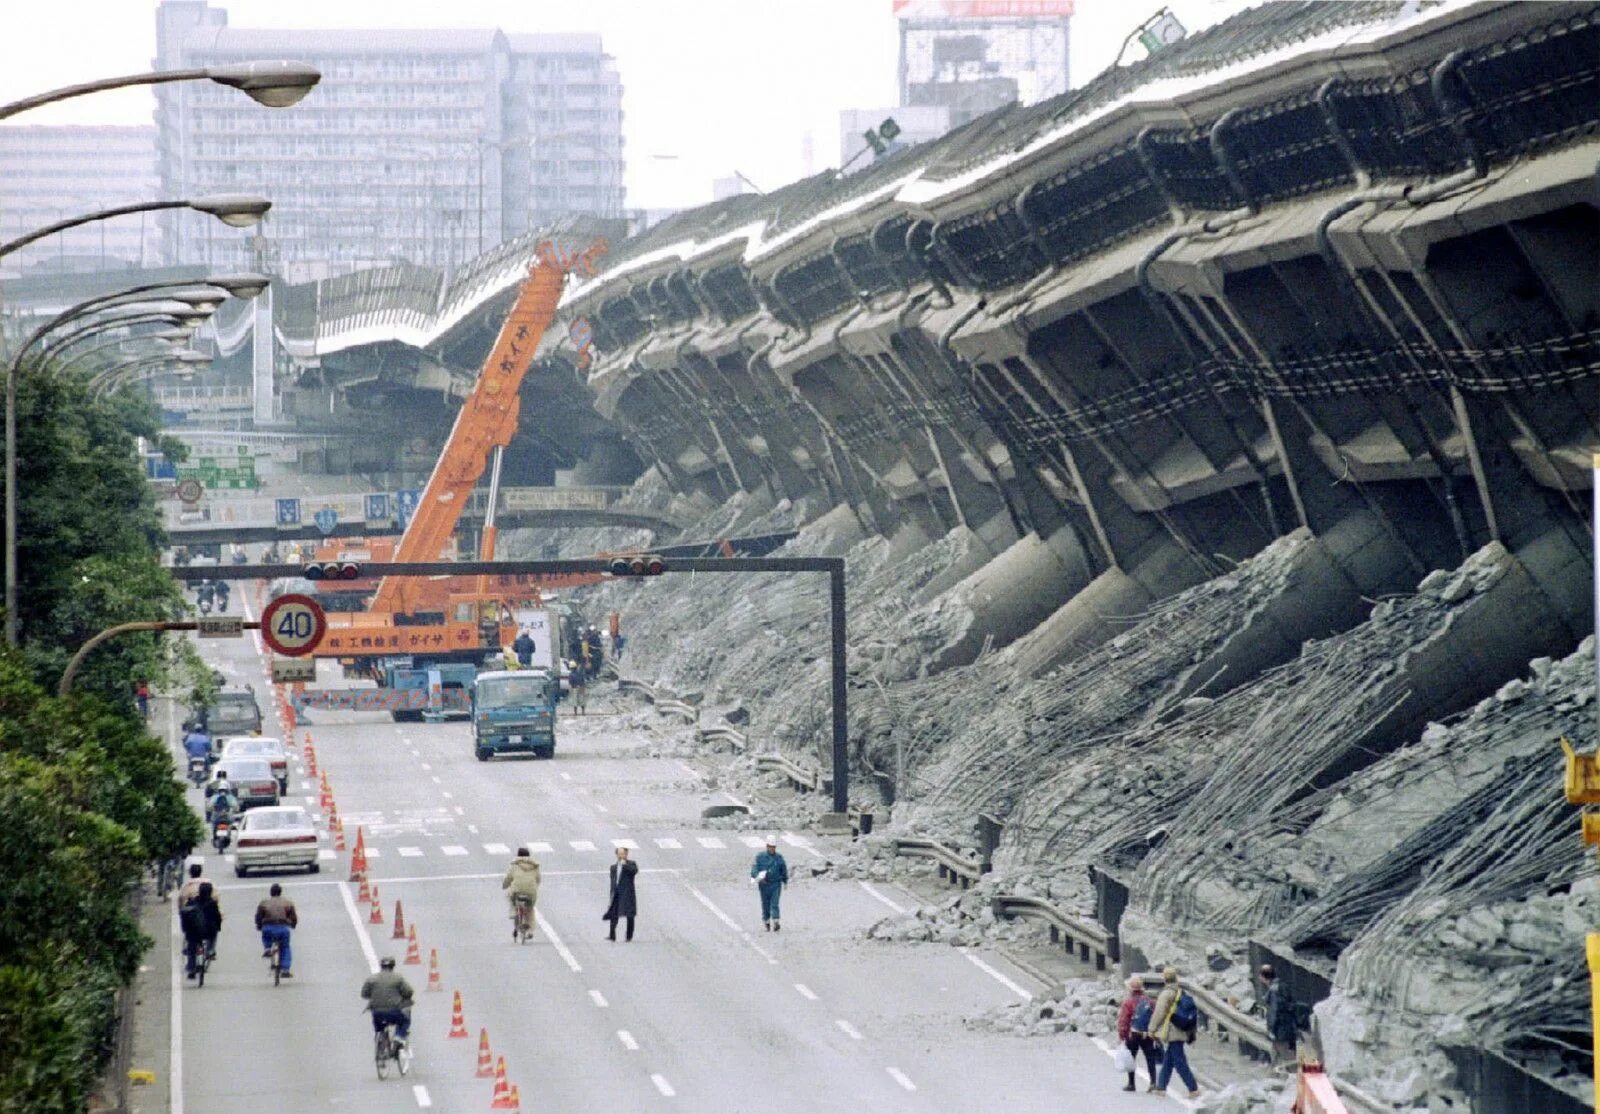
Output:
[1,0,1254,208]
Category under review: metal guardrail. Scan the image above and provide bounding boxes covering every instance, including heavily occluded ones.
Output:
[992,893,1114,972]
[892,835,983,889]
[754,753,821,793]
[698,724,748,751]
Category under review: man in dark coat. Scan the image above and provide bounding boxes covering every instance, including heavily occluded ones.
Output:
[1261,964,1298,1066]
[512,628,535,668]
[602,846,638,941]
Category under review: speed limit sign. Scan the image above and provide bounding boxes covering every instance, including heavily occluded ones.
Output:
[259,593,326,657]
[176,478,204,504]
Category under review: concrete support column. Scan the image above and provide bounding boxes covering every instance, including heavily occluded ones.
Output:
[252,283,274,425]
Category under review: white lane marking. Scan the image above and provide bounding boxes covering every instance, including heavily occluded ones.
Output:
[836,1019,863,1041]
[559,772,572,781]
[697,836,725,850]
[676,760,698,779]
[616,821,629,831]
[739,835,766,848]
[318,849,337,860]
[781,831,820,857]
[453,806,465,816]
[441,845,469,857]
[887,1067,917,1092]
[171,915,184,1114]
[589,989,609,1008]
[397,847,424,858]
[651,1074,675,1097]
[528,841,553,853]
[684,881,778,965]
[338,881,380,973]
[213,869,684,892]
[430,775,442,784]
[570,840,596,852]
[723,792,747,809]
[442,791,454,799]
[536,909,582,973]
[419,762,432,771]
[617,1029,639,1051]
[413,1083,432,1107]
[365,848,382,858]
[794,983,817,1001]
[484,843,511,855]
[960,949,1034,1000]
[858,881,907,914]
[468,824,480,834]
[655,838,682,850]
[611,838,639,850]
[594,803,610,814]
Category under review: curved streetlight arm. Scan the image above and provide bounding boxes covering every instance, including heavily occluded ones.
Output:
[88,356,197,399]
[0,201,187,259]
[40,316,188,373]
[0,67,214,120]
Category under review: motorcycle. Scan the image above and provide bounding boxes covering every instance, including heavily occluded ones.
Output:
[188,756,208,787]
[211,814,234,852]
[197,595,213,616]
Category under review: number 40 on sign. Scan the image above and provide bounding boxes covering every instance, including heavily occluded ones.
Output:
[259,594,326,657]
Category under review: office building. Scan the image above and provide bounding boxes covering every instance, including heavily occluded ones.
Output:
[153,1,625,280]
[896,0,1072,126]
[0,126,160,278]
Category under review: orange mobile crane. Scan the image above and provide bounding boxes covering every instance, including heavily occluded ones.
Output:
[314,239,608,665]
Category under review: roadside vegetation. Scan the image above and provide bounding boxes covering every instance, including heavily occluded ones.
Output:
[0,367,204,1111]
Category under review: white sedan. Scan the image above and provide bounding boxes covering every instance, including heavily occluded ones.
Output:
[233,806,320,876]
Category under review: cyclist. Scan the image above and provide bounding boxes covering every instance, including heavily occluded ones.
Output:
[501,847,542,937]
[361,957,414,1049]
[179,877,222,979]
[254,883,298,979]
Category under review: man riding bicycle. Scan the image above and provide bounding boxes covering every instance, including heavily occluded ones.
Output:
[254,883,298,978]
[361,957,414,1047]
[501,847,542,937]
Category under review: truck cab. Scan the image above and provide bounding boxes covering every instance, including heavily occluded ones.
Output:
[472,669,557,760]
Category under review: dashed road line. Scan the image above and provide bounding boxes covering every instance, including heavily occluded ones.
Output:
[738,835,766,849]
[442,791,454,799]
[794,983,817,1001]
[419,762,432,771]
[559,772,572,781]
[683,881,777,965]
[570,840,596,852]
[412,1083,432,1107]
[430,775,442,784]
[617,1030,639,1051]
[612,838,639,850]
[697,836,725,850]
[960,949,1034,1000]
[651,1074,675,1097]
[589,989,609,1008]
[441,845,468,857]
[836,1019,863,1040]
[594,803,610,813]
[484,842,511,855]
[886,1067,917,1092]
[397,847,423,858]
[527,841,554,853]
[655,837,682,849]
[858,881,907,914]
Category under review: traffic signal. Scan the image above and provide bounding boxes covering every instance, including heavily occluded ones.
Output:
[303,561,361,581]
[608,554,666,577]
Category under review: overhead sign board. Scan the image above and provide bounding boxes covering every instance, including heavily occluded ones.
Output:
[893,0,1074,16]
[275,498,302,528]
[501,488,610,512]
[271,656,317,683]
[314,507,338,536]
[364,493,391,523]
[196,615,244,638]
[259,593,327,657]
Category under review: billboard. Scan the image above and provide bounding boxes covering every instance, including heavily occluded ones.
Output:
[894,1,1074,16]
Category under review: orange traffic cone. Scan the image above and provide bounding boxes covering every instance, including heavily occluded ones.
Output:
[349,828,368,881]
[404,924,422,964]
[392,900,407,940]
[488,1057,511,1106]
[284,703,297,731]
[504,1084,521,1112]
[303,731,313,749]
[334,818,347,851]
[427,948,443,991]
[369,884,384,925]
[475,1028,493,1076]
[358,876,371,903]
[447,991,468,1038]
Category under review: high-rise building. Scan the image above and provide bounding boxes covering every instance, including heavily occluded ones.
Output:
[895,0,1071,126]
[0,126,160,278]
[153,1,625,280]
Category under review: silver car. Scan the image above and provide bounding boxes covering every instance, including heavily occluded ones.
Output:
[219,736,289,793]
[210,758,280,812]
[233,805,320,876]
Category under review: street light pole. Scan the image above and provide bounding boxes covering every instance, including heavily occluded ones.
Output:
[4,273,267,644]
[0,61,320,121]
[0,195,270,259]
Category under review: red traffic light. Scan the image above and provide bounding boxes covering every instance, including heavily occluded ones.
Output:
[303,561,361,581]
[608,554,666,577]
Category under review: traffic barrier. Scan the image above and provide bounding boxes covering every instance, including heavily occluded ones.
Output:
[754,753,821,793]
[349,828,368,881]
[427,948,443,991]
[368,885,383,925]
[1293,1062,1351,1113]
[448,991,468,1038]
[475,1029,493,1076]
[404,924,421,964]
[488,1058,511,1107]
[892,835,982,889]
[392,900,407,940]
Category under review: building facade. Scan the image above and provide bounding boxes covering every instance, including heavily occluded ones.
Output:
[0,126,161,278]
[895,0,1071,127]
[154,1,624,280]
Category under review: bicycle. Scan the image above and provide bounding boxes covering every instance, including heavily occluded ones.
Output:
[511,894,534,944]
[373,1017,412,1079]
[187,937,214,988]
[267,937,284,987]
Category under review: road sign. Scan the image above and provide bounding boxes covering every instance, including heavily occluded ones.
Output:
[314,507,338,536]
[196,615,243,638]
[177,478,204,505]
[275,498,302,527]
[259,593,326,657]
[396,489,421,530]
[364,493,390,522]
[271,656,317,683]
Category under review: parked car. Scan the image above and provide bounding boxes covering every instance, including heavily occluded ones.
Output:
[219,736,289,793]
[233,805,320,876]
[208,758,279,812]
[198,685,263,738]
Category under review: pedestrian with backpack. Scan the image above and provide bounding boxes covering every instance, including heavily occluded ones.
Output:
[1152,965,1201,1098]
[1115,976,1162,1091]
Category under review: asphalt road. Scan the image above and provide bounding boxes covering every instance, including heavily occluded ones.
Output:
[158,591,1196,1113]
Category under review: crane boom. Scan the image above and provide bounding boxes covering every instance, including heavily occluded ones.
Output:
[369,240,604,616]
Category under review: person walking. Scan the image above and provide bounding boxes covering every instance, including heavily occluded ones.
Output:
[602,846,638,941]
[254,883,298,978]
[1261,964,1298,1068]
[1115,976,1162,1091]
[513,627,536,668]
[750,836,789,931]
[1152,966,1201,1098]
[570,666,588,715]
